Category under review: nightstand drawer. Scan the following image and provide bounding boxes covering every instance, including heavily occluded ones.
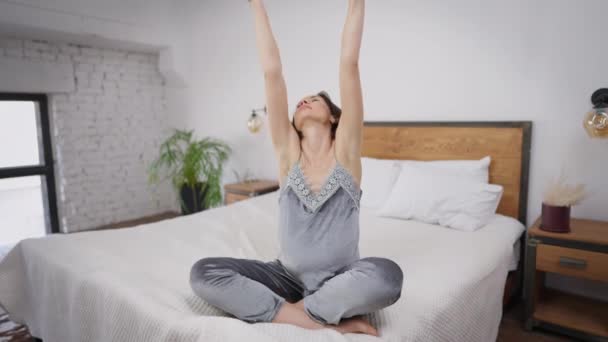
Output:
[224,179,279,206]
[536,244,608,282]
[225,192,250,205]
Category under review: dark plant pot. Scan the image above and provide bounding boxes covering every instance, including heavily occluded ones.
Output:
[180,182,207,215]
[540,203,571,233]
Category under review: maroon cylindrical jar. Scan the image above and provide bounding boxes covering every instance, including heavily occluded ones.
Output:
[540,203,571,233]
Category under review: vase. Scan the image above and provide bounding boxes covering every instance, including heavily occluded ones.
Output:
[540,203,571,233]
[180,182,207,215]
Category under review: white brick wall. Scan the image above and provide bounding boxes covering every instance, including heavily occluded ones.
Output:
[1,37,177,233]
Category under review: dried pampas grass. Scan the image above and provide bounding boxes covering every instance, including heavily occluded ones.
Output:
[543,172,586,207]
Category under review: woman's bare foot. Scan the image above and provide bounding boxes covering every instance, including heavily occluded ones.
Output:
[284,300,378,336]
[331,316,378,336]
[272,302,325,330]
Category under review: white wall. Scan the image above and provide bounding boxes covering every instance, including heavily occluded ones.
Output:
[0,38,177,232]
[0,0,190,232]
[0,0,605,298]
[181,0,608,224]
[3,0,604,230]
[0,0,194,180]
[0,0,192,86]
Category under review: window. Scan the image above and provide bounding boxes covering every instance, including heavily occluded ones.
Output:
[0,94,59,254]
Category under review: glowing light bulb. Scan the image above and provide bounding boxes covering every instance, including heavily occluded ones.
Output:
[583,108,608,139]
[247,112,263,133]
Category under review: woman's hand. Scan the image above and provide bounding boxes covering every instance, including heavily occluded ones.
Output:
[336,0,365,183]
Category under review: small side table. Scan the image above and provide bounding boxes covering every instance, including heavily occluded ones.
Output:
[523,217,608,340]
[224,179,279,205]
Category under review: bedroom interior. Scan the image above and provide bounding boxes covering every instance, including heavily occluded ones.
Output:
[0,0,606,342]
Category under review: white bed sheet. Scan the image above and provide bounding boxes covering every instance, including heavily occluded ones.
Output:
[0,191,524,342]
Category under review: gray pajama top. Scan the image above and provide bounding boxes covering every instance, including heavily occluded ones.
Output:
[189,158,403,325]
[277,159,362,294]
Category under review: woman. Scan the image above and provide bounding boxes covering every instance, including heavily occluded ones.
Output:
[190,0,403,336]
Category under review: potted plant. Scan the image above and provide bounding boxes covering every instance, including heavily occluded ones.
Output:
[148,129,231,215]
[541,172,586,233]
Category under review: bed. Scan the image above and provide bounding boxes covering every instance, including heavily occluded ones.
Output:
[0,121,531,342]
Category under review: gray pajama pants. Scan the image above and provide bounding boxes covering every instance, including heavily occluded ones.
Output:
[189,256,403,325]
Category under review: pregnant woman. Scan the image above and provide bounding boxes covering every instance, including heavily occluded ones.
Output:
[190,0,403,336]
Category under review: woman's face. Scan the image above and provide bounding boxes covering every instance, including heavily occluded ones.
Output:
[293,95,334,131]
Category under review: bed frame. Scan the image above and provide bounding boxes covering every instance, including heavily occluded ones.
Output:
[29,121,531,342]
[361,121,532,306]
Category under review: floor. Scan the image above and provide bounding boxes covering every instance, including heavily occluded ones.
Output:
[497,302,573,342]
[0,302,576,342]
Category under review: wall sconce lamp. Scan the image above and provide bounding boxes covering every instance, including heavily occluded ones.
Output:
[247,105,267,133]
[584,88,608,139]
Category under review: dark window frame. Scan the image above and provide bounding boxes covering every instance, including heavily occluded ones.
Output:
[0,93,60,234]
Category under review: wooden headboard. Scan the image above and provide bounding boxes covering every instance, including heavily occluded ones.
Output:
[361,122,532,224]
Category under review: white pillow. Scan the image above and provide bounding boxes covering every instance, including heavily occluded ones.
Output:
[398,156,491,183]
[377,164,503,231]
[360,156,491,210]
[360,157,400,209]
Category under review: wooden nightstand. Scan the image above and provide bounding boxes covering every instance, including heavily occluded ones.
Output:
[523,217,608,340]
[224,179,279,205]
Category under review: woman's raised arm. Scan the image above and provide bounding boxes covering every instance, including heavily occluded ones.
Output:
[335,0,365,175]
[250,0,298,170]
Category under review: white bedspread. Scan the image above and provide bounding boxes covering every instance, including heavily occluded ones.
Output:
[0,191,524,342]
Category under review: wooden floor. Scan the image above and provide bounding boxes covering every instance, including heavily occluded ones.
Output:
[497,302,573,342]
[1,302,576,341]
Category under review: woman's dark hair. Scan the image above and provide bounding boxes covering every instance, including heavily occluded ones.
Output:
[292,90,342,139]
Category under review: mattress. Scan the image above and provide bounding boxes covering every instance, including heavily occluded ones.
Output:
[0,190,524,342]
